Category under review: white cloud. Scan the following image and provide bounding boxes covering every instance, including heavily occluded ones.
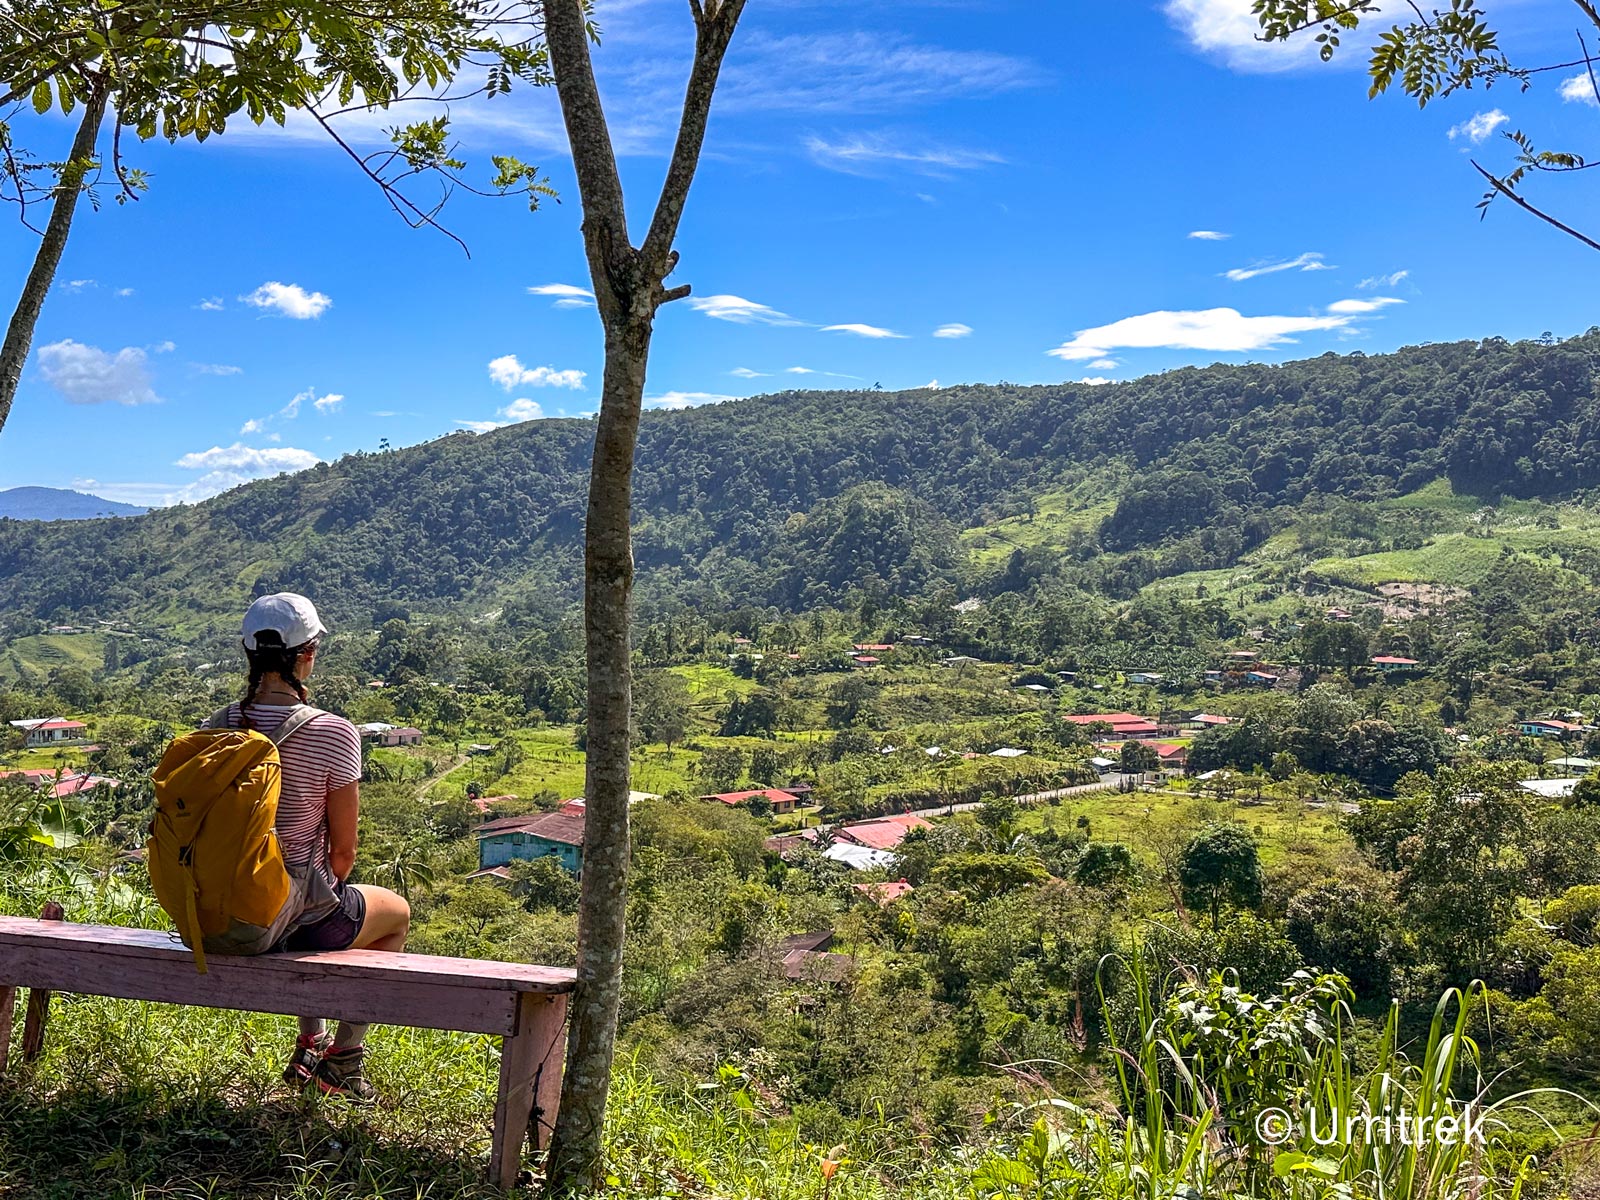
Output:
[687,294,803,326]
[822,323,906,339]
[241,281,333,319]
[152,340,176,354]
[1087,358,1119,370]
[1163,0,1322,72]
[192,362,243,376]
[730,367,770,378]
[38,340,160,405]
[923,379,941,390]
[1561,74,1599,106]
[457,419,503,434]
[805,134,1004,176]
[115,287,135,298]
[1326,296,1404,314]
[163,442,321,503]
[1047,307,1356,361]
[1448,110,1509,144]
[501,398,545,422]
[934,323,973,339]
[197,297,224,312]
[240,419,264,434]
[645,391,739,410]
[280,387,341,419]
[786,366,816,374]
[1078,377,1115,386]
[487,355,586,391]
[1223,251,1332,281]
[529,283,595,309]
[1188,230,1231,240]
[60,279,95,293]
[1358,270,1409,289]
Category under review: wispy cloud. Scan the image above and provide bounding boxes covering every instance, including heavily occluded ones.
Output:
[197,297,225,312]
[38,340,161,406]
[1448,110,1508,144]
[723,31,1040,113]
[528,282,595,309]
[1078,377,1115,386]
[805,133,1004,177]
[730,367,770,378]
[1222,251,1332,282]
[158,443,322,503]
[60,279,96,293]
[933,323,973,339]
[241,281,332,319]
[487,355,587,390]
[1326,296,1404,315]
[688,294,804,325]
[1188,230,1231,240]
[313,392,344,413]
[822,323,906,339]
[1358,270,1409,289]
[1048,306,1357,361]
[191,362,243,376]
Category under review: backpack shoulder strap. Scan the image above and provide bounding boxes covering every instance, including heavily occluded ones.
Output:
[266,704,324,749]
[203,704,237,731]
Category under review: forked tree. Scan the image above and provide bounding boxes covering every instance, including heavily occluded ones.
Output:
[535,0,749,1190]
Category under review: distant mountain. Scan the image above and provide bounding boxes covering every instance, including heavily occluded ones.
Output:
[0,487,147,521]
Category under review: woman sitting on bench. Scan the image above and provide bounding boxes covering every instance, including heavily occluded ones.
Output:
[217,592,411,1103]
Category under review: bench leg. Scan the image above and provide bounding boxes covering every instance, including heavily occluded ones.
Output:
[21,988,50,1062]
[0,986,14,1075]
[489,993,568,1190]
[20,902,64,1064]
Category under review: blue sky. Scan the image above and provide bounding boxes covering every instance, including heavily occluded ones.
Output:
[2,0,1595,506]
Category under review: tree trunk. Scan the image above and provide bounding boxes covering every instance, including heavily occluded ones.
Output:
[0,88,108,433]
[545,315,652,1190]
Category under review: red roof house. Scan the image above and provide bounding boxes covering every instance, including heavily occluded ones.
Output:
[1065,712,1160,739]
[703,788,803,814]
[835,815,932,851]
[853,879,915,905]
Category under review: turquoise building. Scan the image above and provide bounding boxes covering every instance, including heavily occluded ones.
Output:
[475,810,585,874]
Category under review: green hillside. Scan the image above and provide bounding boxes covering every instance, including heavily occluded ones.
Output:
[1,334,1600,634]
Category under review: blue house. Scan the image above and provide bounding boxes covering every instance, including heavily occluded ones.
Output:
[475,810,585,875]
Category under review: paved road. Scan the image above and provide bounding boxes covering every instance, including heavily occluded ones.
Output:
[901,773,1136,820]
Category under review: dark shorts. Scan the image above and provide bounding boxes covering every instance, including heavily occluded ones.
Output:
[280,881,367,952]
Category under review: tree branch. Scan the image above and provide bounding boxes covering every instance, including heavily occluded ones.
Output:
[640,0,746,274]
[540,0,632,315]
[1472,159,1600,252]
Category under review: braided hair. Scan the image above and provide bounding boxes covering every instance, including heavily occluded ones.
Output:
[241,629,314,729]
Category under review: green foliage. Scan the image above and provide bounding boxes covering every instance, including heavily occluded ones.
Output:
[1179,822,1264,926]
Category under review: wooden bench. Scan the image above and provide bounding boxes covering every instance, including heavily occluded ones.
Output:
[0,913,575,1189]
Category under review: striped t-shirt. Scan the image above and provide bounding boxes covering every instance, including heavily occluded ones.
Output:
[217,703,363,885]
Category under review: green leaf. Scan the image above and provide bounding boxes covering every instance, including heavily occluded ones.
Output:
[32,80,52,115]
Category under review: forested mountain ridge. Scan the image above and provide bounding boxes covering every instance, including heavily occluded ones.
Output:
[1,331,1597,631]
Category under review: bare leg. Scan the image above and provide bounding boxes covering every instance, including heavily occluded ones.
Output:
[332,884,411,1049]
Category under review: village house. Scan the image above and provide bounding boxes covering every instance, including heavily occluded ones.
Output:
[475,810,585,874]
[1370,655,1420,673]
[821,842,896,870]
[853,643,893,654]
[853,879,914,906]
[1064,712,1161,740]
[1125,671,1164,686]
[834,813,933,851]
[1185,713,1232,731]
[11,717,89,747]
[702,788,803,814]
[1521,717,1587,739]
[1246,671,1280,688]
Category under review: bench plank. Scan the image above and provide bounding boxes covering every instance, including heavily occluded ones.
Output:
[0,918,575,1035]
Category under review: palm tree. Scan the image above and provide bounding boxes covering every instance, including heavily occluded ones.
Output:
[379,842,437,901]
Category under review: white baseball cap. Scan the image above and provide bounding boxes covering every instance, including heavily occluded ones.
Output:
[241,592,328,651]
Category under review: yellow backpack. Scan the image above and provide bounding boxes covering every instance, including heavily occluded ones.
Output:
[147,706,320,973]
